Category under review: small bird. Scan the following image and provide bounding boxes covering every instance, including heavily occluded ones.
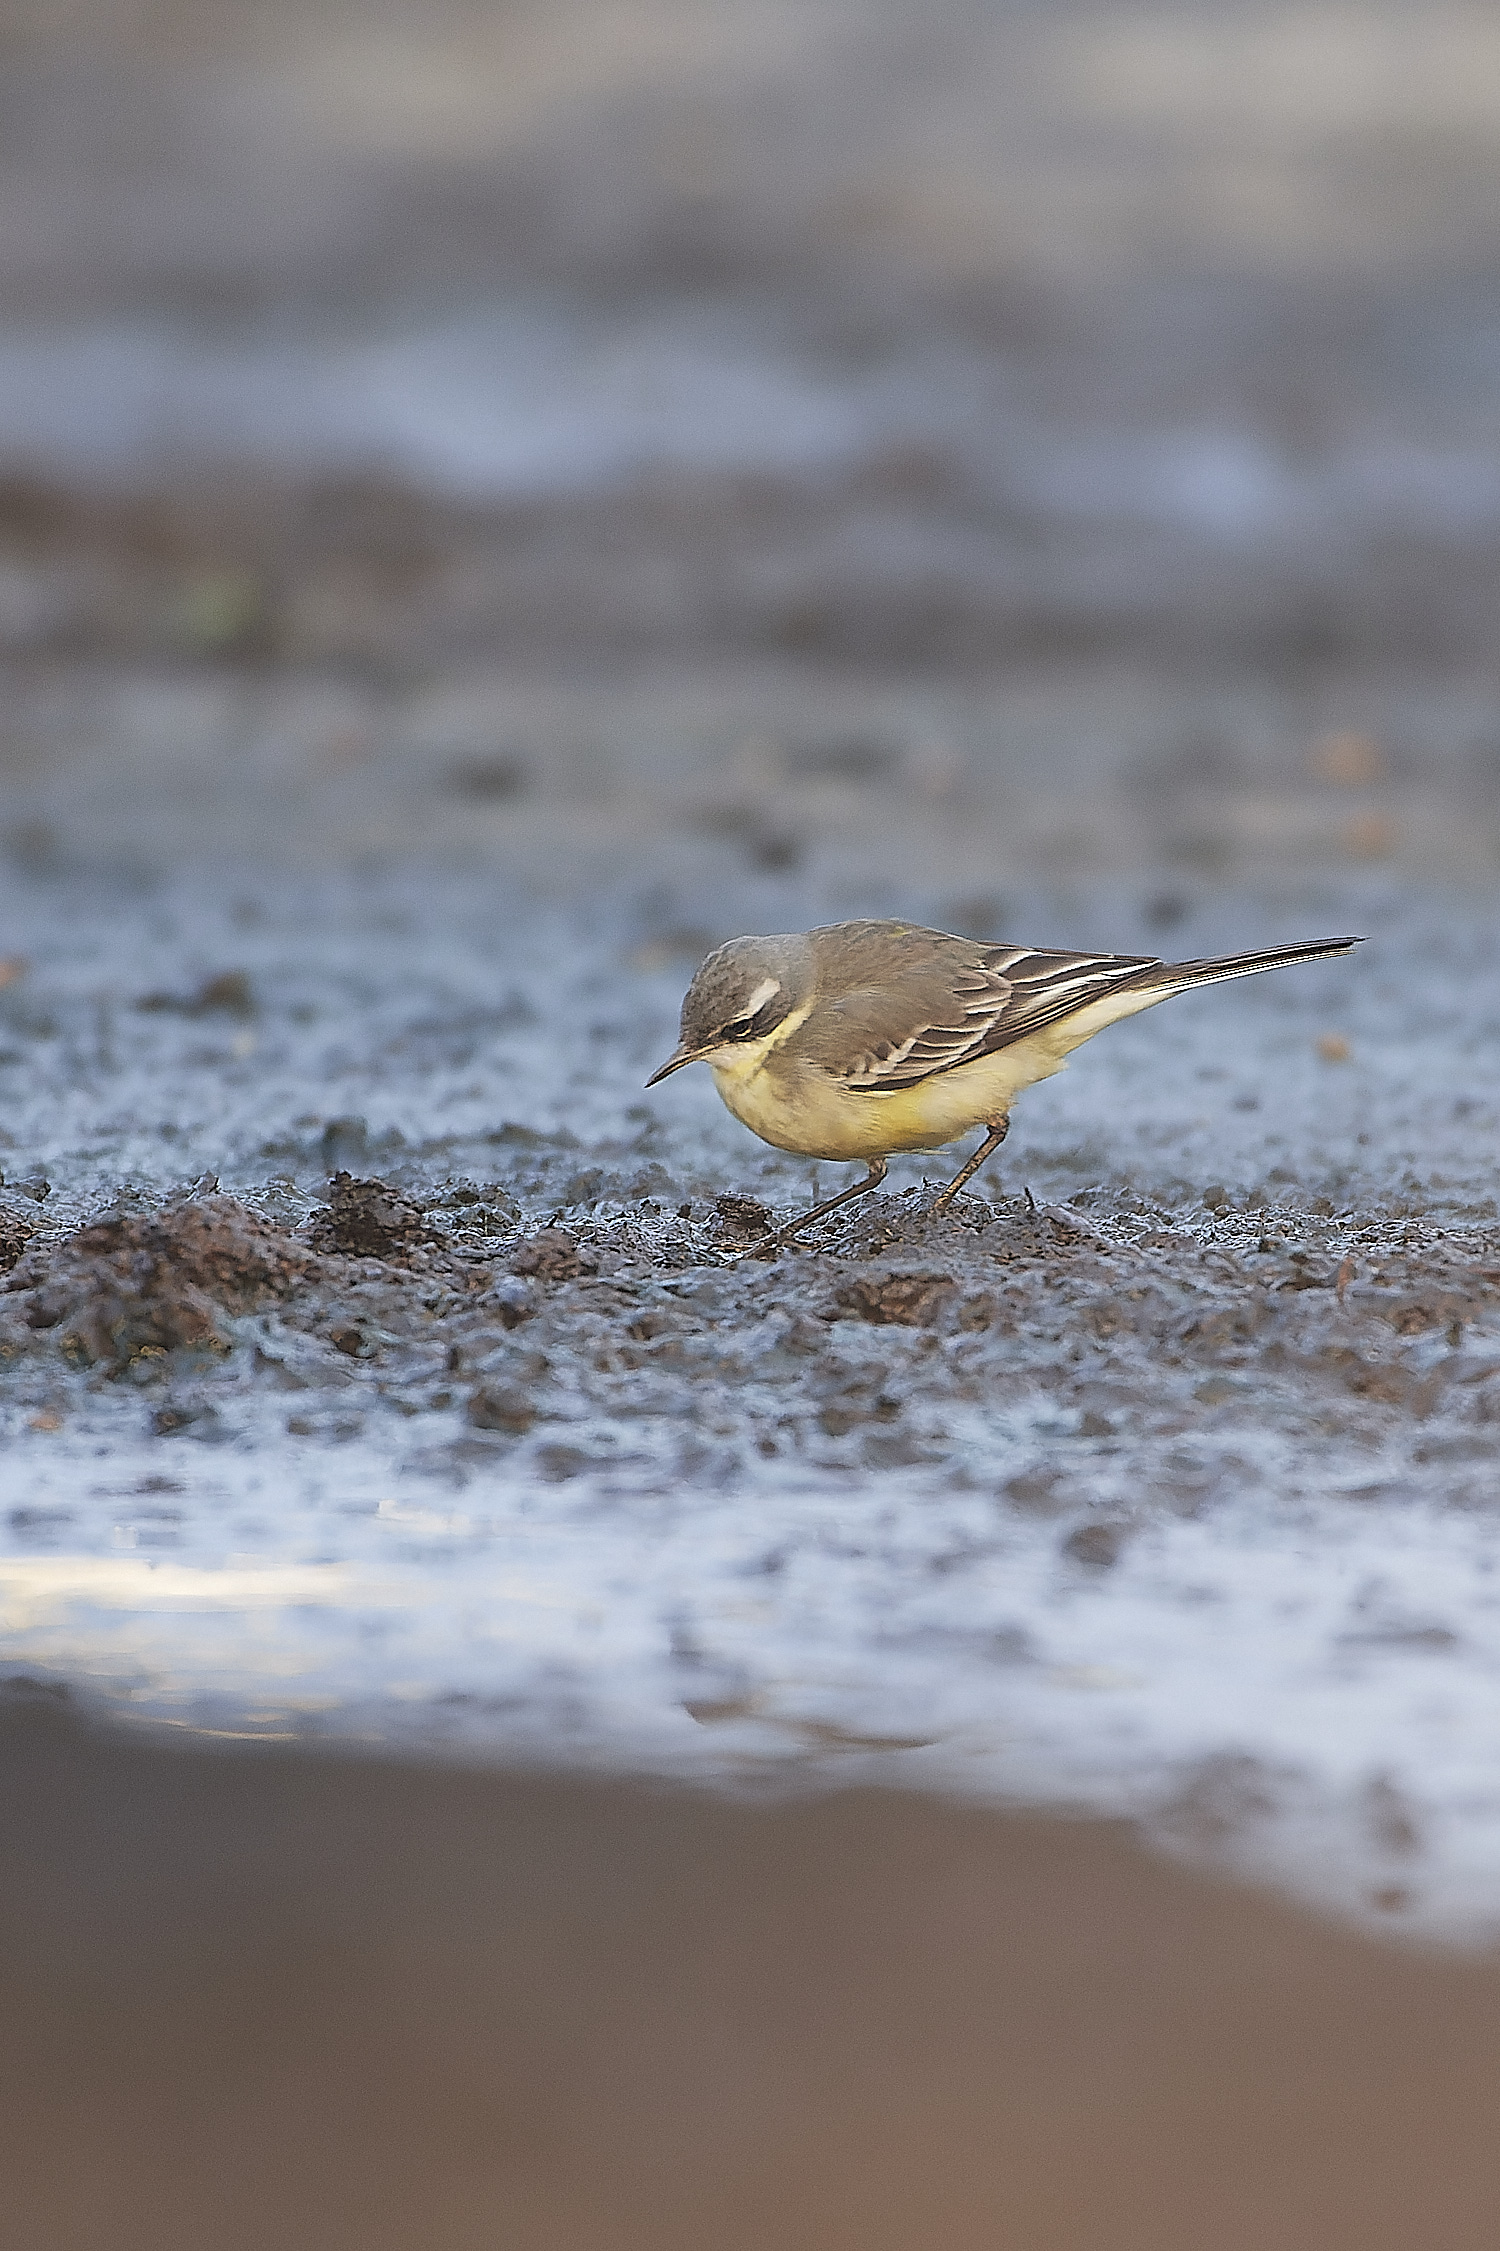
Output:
[647,921,1362,1248]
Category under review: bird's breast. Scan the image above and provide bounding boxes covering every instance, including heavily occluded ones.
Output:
[709,1054,987,1160]
[708,1056,868,1157]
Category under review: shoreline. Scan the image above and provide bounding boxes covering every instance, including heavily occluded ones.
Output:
[5,1694,1500,2251]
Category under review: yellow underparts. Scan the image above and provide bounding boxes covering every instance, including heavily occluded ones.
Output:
[705,985,1173,1162]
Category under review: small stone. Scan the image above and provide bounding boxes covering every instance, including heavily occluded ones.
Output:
[151,1401,211,1435]
[193,970,257,1017]
[536,1442,590,1481]
[510,1228,594,1283]
[1062,1520,1128,1569]
[137,969,256,1017]
[467,1382,535,1433]
[1002,1468,1066,1515]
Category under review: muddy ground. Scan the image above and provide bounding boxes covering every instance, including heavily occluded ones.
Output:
[4,1170,1499,1505]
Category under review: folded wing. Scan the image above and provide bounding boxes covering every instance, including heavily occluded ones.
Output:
[816,940,1160,1092]
[808,929,1360,1094]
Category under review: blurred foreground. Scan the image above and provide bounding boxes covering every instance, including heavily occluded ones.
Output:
[5,1691,1500,2251]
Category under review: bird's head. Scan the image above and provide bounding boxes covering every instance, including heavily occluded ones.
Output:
[646,933,813,1085]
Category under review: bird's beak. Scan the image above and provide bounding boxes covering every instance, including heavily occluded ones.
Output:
[645,1044,703,1087]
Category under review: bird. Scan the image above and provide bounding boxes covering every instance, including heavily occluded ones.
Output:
[646,920,1362,1250]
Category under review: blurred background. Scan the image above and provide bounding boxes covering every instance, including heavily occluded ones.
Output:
[3,0,1500,887]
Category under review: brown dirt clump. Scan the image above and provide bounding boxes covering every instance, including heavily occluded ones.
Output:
[715,1194,775,1238]
[1062,1520,1131,1569]
[306,1173,434,1261]
[0,1205,37,1275]
[136,969,257,1019]
[510,1228,596,1283]
[6,1195,312,1371]
[467,1381,536,1433]
[832,1271,959,1326]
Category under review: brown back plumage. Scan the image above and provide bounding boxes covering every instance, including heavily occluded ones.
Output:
[798,923,1361,1092]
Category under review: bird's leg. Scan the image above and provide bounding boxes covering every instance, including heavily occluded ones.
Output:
[930,1116,1009,1214]
[738,1157,888,1257]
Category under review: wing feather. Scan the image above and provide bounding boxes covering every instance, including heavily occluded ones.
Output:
[828,943,1161,1092]
[793,920,1357,1096]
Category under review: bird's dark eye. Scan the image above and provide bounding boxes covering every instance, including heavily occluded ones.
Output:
[720,999,781,1042]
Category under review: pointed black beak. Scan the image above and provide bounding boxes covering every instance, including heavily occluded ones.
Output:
[645,1045,702,1087]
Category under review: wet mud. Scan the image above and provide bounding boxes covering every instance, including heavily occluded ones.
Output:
[4,1169,1497,1520]
[0,848,1492,1933]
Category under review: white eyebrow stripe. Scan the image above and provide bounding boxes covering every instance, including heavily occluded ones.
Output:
[735,977,782,1019]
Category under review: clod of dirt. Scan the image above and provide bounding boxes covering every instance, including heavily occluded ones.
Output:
[137,969,257,1017]
[306,1173,433,1260]
[467,1381,535,1433]
[152,1399,222,1437]
[1004,1468,1067,1515]
[1323,1349,1440,1413]
[510,1228,595,1283]
[433,1179,520,1236]
[817,1393,901,1437]
[716,1194,775,1237]
[1062,1520,1130,1569]
[831,1271,957,1326]
[0,1204,37,1274]
[8,1196,311,1371]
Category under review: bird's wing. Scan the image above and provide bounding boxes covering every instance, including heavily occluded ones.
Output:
[814,944,1162,1091]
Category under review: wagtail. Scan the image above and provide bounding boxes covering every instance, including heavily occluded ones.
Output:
[647,921,1362,1247]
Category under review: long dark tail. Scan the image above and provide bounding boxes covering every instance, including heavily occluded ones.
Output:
[1126,935,1363,997]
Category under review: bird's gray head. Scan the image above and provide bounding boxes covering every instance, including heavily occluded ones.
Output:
[646,933,813,1084]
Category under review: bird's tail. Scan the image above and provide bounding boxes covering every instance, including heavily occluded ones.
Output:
[1124,935,1363,998]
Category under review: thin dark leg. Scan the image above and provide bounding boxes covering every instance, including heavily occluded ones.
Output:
[930,1116,1009,1214]
[738,1157,888,1257]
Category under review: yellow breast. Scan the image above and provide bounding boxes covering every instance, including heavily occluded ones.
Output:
[709,1041,1055,1160]
[705,985,1172,1163]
